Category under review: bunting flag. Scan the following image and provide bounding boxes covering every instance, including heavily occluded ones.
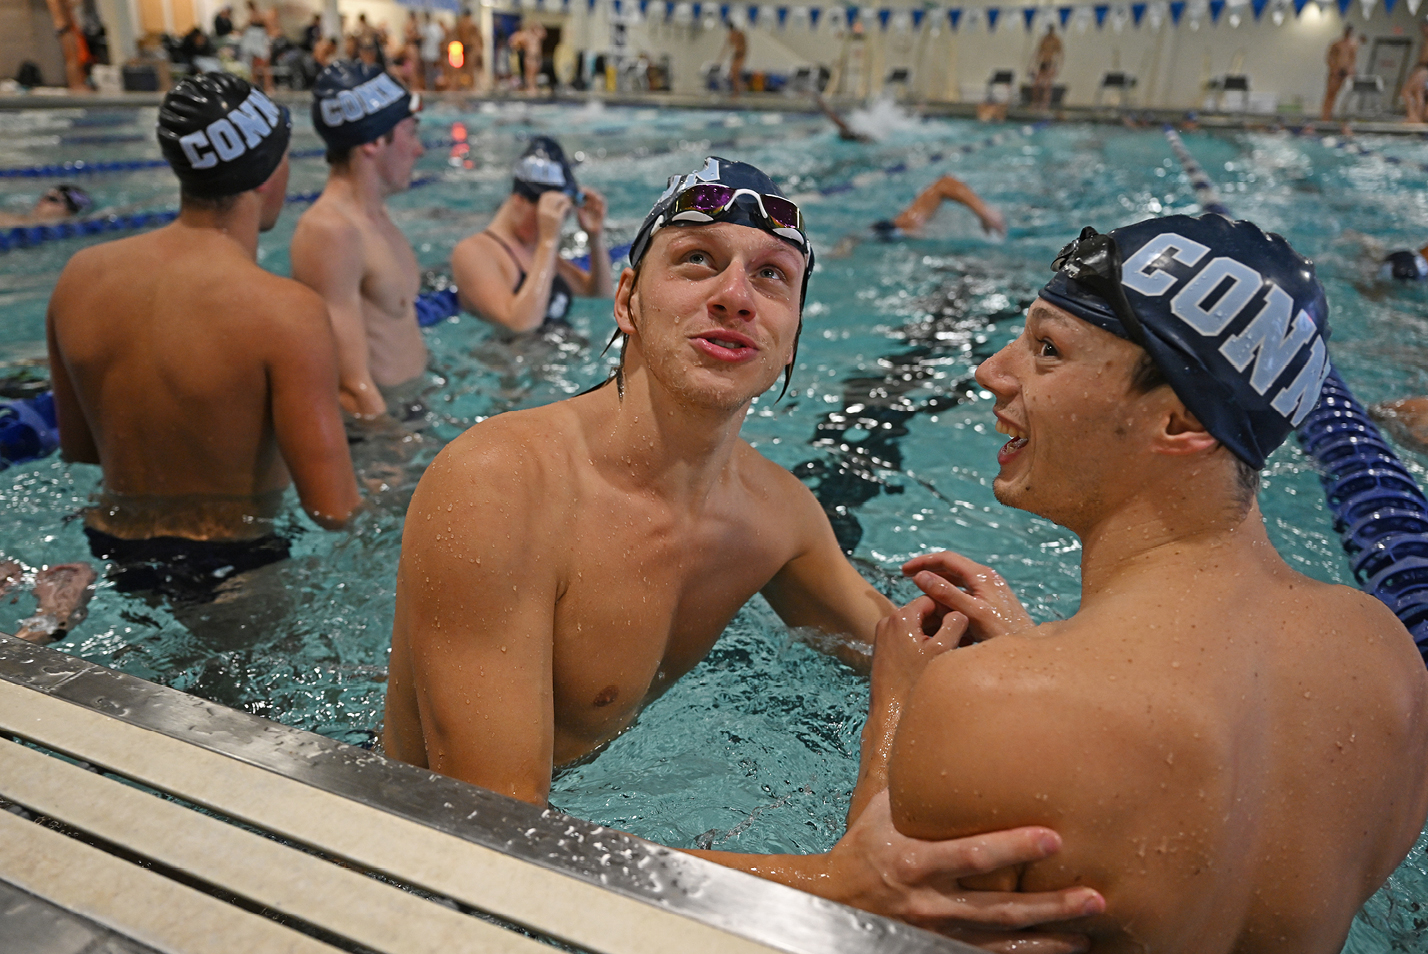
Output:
[1409,0,1421,16]
[1292,0,1310,13]
[809,6,821,26]
[1059,5,1073,25]
[1336,0,1351,15]
[665,0,676,16]
[1385,0,1398,12]
[1024,6,1037,28]
[747,4,758,23]
[911,8,925,28]
[776,5,788,26]
[1360,0,1377,15]
[987,6,1001,28]
[1208,0,1225,20]
[692,2,703,19]
[1169,0,1186,20]
[1251,0,1268,15]
[719,3,730,19]
[612,0,622,14]
[878,7,891,28]
[588,0,597,11]
[638,0,649,15]
[948,6,963,28]
[845,5,859,26]
[1093,3,1110,25]
[1131,2,1146,23]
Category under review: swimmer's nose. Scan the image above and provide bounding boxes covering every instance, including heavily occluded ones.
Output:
[975,339,1017,399]
[708,262,757,321]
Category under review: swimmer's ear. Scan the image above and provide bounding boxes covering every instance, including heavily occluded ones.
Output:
[1152,399,1219,458]
[613,266,639,336]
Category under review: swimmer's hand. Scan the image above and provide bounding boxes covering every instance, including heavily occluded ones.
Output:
[576,187,607,236]
[980,206,1007,238]
[536,191,573,244]
[902,551,1033,642]
[829,790,1103,952]
[872,594,965,708]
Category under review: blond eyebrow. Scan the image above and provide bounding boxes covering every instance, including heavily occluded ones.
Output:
[1026,300,1074,326]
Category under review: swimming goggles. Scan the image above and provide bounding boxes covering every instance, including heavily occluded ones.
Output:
[1050,226,1147,348]
[663,184,808,253]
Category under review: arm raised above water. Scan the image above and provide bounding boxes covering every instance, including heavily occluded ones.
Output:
[388,422,562,804]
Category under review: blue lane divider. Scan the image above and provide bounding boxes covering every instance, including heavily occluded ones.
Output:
[1163,127,1232,217]
[0,139,459,179]
[0,392,58,474]
[1166,126,1428,665]
[1286,126,1428,174]
[0,175,439,253]
[803,121,1049,200]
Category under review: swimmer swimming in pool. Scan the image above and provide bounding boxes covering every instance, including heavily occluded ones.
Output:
[0,184,93,228]
[44,73,360,601]
[830,174,1006,258]
[292,61,427,420]
[857,214,1428,951]
[450,136,612,333]
[385,155,1105,947]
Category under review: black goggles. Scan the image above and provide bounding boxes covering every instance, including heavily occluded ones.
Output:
[1050,226,1147,348]
[664,184,807,252]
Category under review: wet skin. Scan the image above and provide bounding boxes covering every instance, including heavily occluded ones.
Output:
[868,299,1428,952]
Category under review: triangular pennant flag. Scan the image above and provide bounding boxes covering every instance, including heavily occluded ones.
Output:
[1360,0,1377,15]
[719,3,730,19]
[911,7,925,27]
[1336,0,1351,15]
[1024,6,1037,28]
[777,5,788,25]
[1131,2,1146,22]
[1093,3,1110,25]
[612,0,623,13]
[639,0,649,15]
[1169,0,1186,19]
[846,4,859,25]
[1059,5,1073,25]
[588,0,597,11]
[1209,0,1225,20]
[1292,0,1309,12]
[949,6,963,27]
[878,7,892,28]
[1385,0,1398,13]
[987,6,1001,28]
[810,6,822,26]
[1251,0,1268,15]
[1409,0,1420,13]
[747,4,759,23]
[665,0,676,15]
[692,2,703,18]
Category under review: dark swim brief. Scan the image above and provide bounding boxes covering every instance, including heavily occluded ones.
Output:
[870,220,905,242]
[84,527,290,604]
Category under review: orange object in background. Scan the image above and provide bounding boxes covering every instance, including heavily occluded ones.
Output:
[448,41,464,69]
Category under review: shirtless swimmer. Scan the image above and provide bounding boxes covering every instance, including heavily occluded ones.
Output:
[385,157,1104,947]
[47,73,360,600]
[293,62,427,419]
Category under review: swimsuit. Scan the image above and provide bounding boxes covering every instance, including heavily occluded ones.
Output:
[84,527,290,604]
[485,231,573,327]
[870,220,906,242]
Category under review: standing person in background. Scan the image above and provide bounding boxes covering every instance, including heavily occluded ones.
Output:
[1322,25,1359,121]
[420,13,446,92]
[450,137,611,333]
[514,21,546,93]
[213,5,233,38]
[1401,21,1428,123]
[292,63,427,420]
[403,11,424,89]
[1030,24,1062,110]
[240,1,272,93]
[301,13,320,52]
[456,8,483,92]
[719,20,746,97]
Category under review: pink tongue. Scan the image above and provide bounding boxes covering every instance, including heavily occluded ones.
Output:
[1004,437,1028,451]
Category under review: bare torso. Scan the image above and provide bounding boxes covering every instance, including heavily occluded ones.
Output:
[293,194,427,391]
[890,542,1428,953]
[1035,35,1062,71]
[48,228,316,539]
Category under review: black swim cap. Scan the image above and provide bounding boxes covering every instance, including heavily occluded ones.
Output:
[312,61,420,151]
[1041,213,1331,470]
[1381,250,1428,282]
[512,136,579,202]
[50,184,92,216]
[158,72,291,198]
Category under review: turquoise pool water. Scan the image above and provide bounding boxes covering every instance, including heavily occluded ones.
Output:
[2,102,1426,948]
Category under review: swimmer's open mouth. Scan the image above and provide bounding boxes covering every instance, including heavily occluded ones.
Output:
[995,418,1028,461]
[692,330,757,361]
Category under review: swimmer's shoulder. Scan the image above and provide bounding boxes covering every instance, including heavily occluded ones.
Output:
[422,402,583,511]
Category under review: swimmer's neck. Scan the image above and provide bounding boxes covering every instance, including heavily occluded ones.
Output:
[324,161,399,215]
[490,195,539,247]
[582,363,751,504]
[175,196,264,259]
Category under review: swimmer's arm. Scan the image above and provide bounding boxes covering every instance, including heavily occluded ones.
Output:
[451,232,556,334]
[562,187,613,298]
[267,291,361,529]
[396,439,559,804]
[291,218,385,418]
[761,478,893,671]
[45,282,98,464]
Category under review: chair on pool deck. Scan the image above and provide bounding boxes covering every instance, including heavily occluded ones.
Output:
[986,68,1015,105]
[1346,75,1385,117]
[0,633,979,954]
[1095,71,1137,108]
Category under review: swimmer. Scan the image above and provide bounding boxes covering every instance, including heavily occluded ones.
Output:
[830,174,1005,258]
[1030,24,1063,111]
[719,20,747,97]
[292,62,427,419]
[1323,26,1359,121]
[386,156,1104,946]
[1404,21,1428,124]
[0,184,93,228]
[450,137,611,334]
[855,215,1428,951]
[815,92,874,143]
[45,73,360,602]
[7,561,97,644]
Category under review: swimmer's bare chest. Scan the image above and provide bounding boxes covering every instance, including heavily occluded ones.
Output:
[358,215,427,384]
[546,487,796,765]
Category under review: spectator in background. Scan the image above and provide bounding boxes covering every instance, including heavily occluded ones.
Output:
[1322,25,1359,121]
[302,13,321,52]
[1402,21,1428,123]
[214,5,234,38]
[457,8,483,91]
[314,34,338,68]
[1030,24,1062,110]
[719,20,746,97]
[241,1,273,93]
[420,13,446,92]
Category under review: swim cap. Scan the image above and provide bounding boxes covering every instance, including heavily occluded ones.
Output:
[50,184,92,216]
[157,72,291,198]
[513,136,579,202]
[1381,250,1428,282]
[311,61,420,152]
[1041,213,1331,470]
[628,156,814,285]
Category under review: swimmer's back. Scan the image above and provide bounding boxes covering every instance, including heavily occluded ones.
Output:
[48,224,348,533]
[890,560,1428,953]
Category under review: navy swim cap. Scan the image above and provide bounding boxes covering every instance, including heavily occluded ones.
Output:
[1381,250,1428,282]
[50,184,92,216]
[513,136,579,202]
[1041,213,1331,470]
[158,72,291,198]
[311,61,420,151]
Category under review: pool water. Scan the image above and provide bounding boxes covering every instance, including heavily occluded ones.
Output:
[2,102,1427,949]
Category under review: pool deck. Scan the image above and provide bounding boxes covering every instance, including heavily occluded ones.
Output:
[2,87,1426,136]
